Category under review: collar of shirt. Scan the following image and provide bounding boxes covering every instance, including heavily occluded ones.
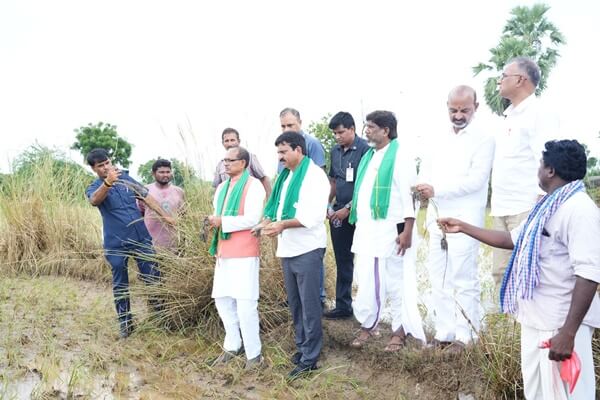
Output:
[336,135,361,153]
[504,93,537,117]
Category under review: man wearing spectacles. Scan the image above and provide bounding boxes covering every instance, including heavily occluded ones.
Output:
[208,145,266,370]
[212,128,272,198]
[490,57,561,292]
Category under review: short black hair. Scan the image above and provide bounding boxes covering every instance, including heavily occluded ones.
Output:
[152,159,172,173]
[229,146,250,169]
[222,128,240,141]
[542,139,587,182]
[86,148,110,167]
[275,131,306,155]
[328,112,355,130]
[365,110,398,140]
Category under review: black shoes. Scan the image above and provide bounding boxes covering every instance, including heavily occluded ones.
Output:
[323,308,353,320]
[119,321,135,339]
[290,352,302,365]
[288,362,319,380]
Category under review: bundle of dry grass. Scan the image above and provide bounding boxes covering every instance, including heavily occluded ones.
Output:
[0,151,108,281]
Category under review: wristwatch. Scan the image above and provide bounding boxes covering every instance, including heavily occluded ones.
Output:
[344,203,352,210]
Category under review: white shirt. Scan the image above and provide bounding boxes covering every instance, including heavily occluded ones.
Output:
[510,191,600,330]
[491,94,560,216]
[351,142,416,257]
[418,122,494,223]
[275,159,329,258]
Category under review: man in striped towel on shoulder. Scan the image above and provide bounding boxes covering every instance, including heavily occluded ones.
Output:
[438,139,600,399]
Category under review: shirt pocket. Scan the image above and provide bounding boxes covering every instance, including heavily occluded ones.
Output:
[104,190,124,211]
[539,231,559,258]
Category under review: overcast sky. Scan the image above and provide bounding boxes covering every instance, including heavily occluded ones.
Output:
[1,0,599,179]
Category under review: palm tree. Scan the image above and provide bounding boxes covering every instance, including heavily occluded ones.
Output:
[473,3,565,115]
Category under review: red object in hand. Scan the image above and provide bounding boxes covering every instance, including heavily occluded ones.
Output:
[539,340,581,394]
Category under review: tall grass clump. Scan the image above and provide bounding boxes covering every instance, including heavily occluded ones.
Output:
[0,145,107,280]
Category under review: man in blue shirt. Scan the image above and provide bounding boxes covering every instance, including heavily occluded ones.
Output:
[278,108,328,307]
[278,108,326,172]
[85,148,175,338]
[324,112,370,319]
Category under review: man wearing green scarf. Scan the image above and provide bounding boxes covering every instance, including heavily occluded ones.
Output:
[349,111,421,352]
[208,146,266,370]
[253,132,330,380]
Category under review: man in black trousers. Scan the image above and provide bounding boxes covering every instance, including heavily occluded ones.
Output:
[324,112,370,319]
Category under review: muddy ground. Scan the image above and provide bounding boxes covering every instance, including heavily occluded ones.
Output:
[0,276,491,399]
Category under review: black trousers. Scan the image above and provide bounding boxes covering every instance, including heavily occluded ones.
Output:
[329,218,355,313]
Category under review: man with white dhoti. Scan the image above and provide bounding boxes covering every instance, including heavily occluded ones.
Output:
[208,146,266,369]
[416,86,494,352]
[349,110,426,351]
[439,140,600,399]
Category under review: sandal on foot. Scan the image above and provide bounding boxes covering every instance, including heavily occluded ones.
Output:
[384,335,406,352]
[350,328,379,348]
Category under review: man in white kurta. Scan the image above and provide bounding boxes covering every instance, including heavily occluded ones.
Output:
[439,140,599,399]
[209,146,266,367]
[491,57,560,286]
[416,86,494,349]
[350,110,425,349]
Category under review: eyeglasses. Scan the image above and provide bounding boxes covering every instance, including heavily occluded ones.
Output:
[499,73,525,81]
[222,158,242,163]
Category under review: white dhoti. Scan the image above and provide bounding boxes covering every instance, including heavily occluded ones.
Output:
[212,256,261,360]
[353,230,426,343]
[520,324,595,400]
[427,217,481,344]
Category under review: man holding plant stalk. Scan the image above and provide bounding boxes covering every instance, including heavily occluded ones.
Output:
[85,148,175,339]
[252,131,330,379]
[416,85,494,352]
[438,140,600,399]
[208,145,266,369]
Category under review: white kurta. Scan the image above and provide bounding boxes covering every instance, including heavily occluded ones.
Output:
[491,94,561,217]
[351,143,416,257]
[274,160,329,258]
[211,176,265,300]
[418,123,494,344]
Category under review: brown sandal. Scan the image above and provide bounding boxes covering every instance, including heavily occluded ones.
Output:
[350,328,380,348]
[384,334,406,352]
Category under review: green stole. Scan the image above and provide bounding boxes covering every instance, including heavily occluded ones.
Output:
[263,156,310,221]
[349,139,398,224]
[209,169,249,256]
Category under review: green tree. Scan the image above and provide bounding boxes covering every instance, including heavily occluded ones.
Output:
[137,157,197,188]
[307,114,334,169]
[71,122,133,167]
[7,144,93,199]
[582,142,600,178]
[473,3,565,115]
